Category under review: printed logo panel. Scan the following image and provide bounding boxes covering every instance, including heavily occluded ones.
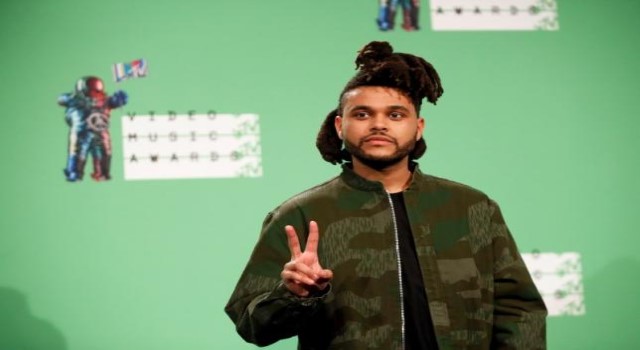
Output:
[522,252,585,316]
[121,113,262,180]
[430,0,559,31]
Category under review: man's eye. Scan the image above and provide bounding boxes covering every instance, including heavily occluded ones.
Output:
[355,112,369,118]
[389,112,404,119]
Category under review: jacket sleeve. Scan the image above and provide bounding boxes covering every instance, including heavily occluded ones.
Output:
[224,208,328,346]
[488,199,548,349]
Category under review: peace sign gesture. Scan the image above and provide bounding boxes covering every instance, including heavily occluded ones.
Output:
[281,221,333,297]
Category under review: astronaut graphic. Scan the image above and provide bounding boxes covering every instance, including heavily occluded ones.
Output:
[377,0,420,31]
[58,76,128,182]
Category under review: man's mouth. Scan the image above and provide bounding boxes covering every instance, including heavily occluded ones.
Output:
[362,135,395,145]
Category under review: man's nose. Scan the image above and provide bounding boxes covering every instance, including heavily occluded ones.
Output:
[370,114,388,131]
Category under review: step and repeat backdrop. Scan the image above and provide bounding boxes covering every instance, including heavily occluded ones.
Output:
[0,0,638,349]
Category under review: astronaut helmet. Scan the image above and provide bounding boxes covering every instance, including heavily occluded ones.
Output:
[75,76,105,98]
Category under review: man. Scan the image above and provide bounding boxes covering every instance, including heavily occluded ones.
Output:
[225,41,547,349]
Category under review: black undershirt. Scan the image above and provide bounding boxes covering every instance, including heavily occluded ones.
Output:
[389,192,439,350]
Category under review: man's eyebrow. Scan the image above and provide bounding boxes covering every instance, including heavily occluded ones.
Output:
[345,105,412,114]
[348,105,411,111]
[387,105,411,112]
[348,105,373,111]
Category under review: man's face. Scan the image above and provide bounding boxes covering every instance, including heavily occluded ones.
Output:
[335,86,424,170]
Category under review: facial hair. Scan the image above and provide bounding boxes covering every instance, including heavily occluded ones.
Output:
[344,134,416,170]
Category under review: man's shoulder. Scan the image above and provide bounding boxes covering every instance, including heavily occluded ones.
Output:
[417,172,489,200]
[413,172,503,222]
[273,175,345,212]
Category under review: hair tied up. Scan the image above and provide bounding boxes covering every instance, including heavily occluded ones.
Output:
[355,41,394,69]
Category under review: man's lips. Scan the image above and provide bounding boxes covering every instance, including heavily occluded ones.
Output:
[362,135,395,144]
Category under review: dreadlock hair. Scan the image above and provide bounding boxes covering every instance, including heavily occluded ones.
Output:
[316,41,444,165]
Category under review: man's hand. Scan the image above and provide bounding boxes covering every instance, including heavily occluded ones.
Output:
[281,220,333,297]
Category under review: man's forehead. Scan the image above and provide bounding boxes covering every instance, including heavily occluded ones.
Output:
[343,86,413,105]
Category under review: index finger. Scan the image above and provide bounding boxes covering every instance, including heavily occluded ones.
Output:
[285,225,302,259]
[305,220,320,254]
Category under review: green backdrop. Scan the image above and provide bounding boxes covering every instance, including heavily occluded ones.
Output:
[1,0,638,349]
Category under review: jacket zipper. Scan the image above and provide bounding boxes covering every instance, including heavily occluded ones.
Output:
[386,192,406,350]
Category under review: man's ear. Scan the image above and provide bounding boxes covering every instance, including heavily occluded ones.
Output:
[416,117,425,141]
[335,115,343,140]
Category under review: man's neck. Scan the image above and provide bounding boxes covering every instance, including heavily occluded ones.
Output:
[351,158,413,193]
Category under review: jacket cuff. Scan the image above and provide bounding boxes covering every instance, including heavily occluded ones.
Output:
[274,282,332,307]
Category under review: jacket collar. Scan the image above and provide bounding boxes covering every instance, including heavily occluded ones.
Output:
[339,162,425,192]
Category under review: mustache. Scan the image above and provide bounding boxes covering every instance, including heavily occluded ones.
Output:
[359,133,397,145]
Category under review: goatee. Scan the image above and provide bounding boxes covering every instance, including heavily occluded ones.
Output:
[344,136,416,170]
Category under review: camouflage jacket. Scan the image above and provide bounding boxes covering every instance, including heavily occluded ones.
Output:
[225,164,547,349]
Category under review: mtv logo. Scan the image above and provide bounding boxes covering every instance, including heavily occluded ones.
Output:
[113,59,148,82]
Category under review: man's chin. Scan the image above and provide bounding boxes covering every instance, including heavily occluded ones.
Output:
[361,151,397,160]
[353,154,406,170]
